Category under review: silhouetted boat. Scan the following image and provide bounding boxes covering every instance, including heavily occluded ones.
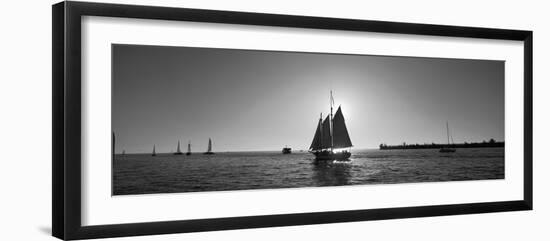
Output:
[439,121,456,153]
[309,91,353,161]
[203,138,215,155]
[282,146,291,154]
[186,141,192,155]
[122,150,125,155]
[152,145,157,156]
[174,140,183,155]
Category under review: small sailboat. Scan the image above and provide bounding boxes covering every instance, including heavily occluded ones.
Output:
[174,140,183,155]
[203,138,215,155]
[186,141,192,155]
[309,91,353,161]
[152,145,157,156]
[282,146,292,154]
[122,150,126,156]
[439,121,456,153]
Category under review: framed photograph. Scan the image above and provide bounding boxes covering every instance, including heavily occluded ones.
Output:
[52,1,533,240]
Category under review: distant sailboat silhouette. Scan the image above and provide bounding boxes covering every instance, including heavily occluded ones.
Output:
[439,121,456,153]
[152,145,157,156]
[186,141,192,155]
[309,91,353,161]
[174,140,183,155]
[203,138,215,155]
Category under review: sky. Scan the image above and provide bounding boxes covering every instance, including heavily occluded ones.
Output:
[112,44,504,153]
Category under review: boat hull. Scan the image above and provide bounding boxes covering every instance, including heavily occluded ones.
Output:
[439,148,456,153]
[203,152,215,155]
[312,151,351,161]
[173,152,183,155]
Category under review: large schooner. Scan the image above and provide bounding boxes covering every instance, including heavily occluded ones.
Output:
[309,91,353,161]
[174,140,183,155]
[203,138,215,155]
[152,145,157,156]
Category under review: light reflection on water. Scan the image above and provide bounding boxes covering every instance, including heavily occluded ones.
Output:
[113,148,504,195]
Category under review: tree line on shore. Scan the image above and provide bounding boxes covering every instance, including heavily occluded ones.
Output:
[379,139,504,150]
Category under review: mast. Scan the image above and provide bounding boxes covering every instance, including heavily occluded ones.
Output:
[319,113,323,150]
[330,91,334,152]
[320,113,323,150]
[112,132,115,161]
[446,121,450,145]
[207,138,212,152]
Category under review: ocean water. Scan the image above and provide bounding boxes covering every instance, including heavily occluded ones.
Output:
[113,147,504,195]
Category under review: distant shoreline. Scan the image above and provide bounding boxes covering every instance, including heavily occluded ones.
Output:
[114,148,384,155]
[379,139,504,150]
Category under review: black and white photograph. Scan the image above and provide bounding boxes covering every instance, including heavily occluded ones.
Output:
[112,44,505,195]
[1,0,541,240]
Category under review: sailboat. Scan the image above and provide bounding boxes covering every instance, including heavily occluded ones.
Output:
[174,140,183,155]
[203,138,215,155]
[282,145,291,154]
[309,91,353,161]
[439,121,456,153]
[152,145,157,156]
[186,141,192,155]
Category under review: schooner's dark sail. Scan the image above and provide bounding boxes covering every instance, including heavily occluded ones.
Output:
[309,91,353,161]
[321,116,332,148]
[174,140,183,155]
[203,138,215,155]
[152,145,157,156]
[310,117,323,150]
[186,141,192,155]
[332,107,353,148]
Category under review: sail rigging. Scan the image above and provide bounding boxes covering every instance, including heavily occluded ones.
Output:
[309,92,353,153]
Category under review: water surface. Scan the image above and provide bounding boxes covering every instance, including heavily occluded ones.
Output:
[113,148,504,195]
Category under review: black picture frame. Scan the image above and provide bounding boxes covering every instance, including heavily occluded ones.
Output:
[52,1,533,240]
